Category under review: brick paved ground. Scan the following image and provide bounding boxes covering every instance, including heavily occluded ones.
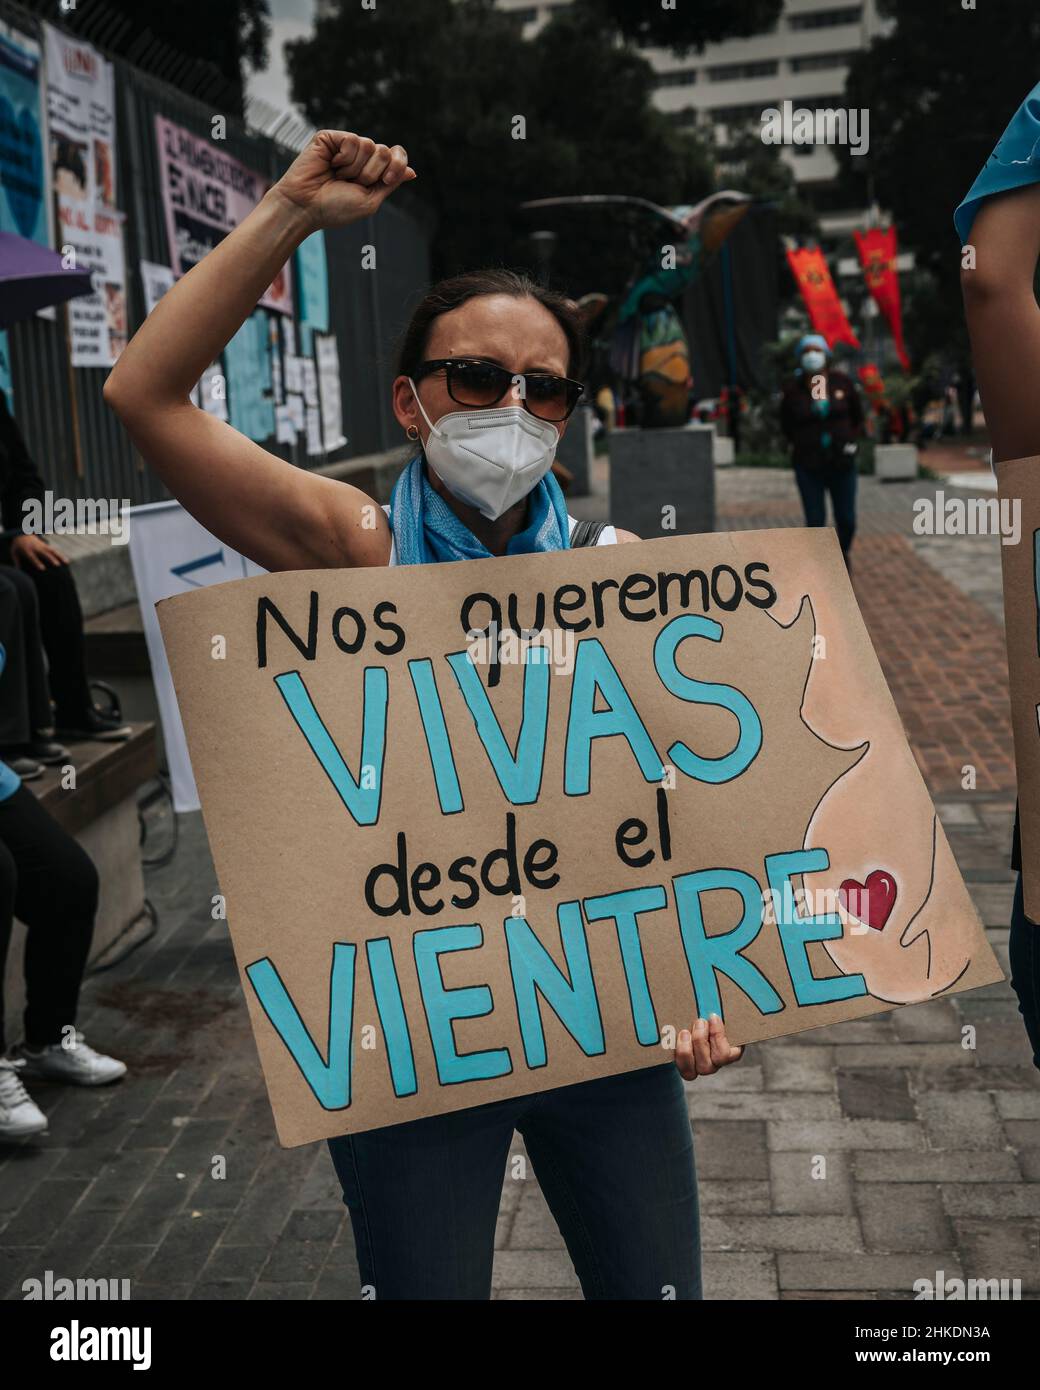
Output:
[1,456,1037,1301]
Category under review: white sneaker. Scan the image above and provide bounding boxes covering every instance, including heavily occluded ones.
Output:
[10,1033,127,1087]
[0,1058,48,1138]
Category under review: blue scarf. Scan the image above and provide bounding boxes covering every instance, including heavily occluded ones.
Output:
[388,454,571,565]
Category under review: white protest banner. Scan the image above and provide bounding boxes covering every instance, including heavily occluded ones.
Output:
[127,500,266,812]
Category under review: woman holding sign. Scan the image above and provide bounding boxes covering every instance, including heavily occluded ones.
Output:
[958,84,1040,1072]
[104,131,745,1299]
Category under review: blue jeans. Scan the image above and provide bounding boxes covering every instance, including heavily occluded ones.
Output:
[793,464,858,558]
[1010,873,1040,1071]
[327,1062,701,1300]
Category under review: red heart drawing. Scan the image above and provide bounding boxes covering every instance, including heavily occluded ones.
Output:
[839,870,898,931]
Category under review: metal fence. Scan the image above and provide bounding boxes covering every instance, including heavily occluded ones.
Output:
[2,1,433,508]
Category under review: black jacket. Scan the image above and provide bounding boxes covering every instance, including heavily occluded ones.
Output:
[780,369,864,473]
[0,390,46,541]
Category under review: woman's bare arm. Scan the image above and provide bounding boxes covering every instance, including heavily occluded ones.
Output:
[960,182,1040,464]
[104,132,414,570]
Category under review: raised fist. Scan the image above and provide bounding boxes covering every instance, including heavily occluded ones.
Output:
[272,130,415,232]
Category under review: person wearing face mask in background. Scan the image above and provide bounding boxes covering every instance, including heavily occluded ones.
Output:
[103,130,749,1300]
[780,333,864,572]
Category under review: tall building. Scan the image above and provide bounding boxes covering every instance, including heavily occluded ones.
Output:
[495,0,893,241]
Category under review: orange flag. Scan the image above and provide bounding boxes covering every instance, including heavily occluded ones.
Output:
[785,246,860,350]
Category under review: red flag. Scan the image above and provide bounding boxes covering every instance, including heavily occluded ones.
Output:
[858,361,887,407]
[785,246,860,350]
[854,226,910,370]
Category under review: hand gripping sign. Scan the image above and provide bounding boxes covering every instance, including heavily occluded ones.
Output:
[158,529,1002,1145]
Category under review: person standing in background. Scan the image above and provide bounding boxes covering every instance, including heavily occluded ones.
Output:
[780,333,864,572]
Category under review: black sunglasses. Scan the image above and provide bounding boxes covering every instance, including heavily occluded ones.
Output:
[412,358,584,422]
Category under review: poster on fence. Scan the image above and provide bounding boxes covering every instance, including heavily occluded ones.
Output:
[294,230,328,355]
[154,114,292,316]
[44,25,126,367]
[224,309,275,443]
[315,332,346,452]
[157,529,1002,1146]
[139,259,175,317]
[0,20,48,247]
[997,457,1040,921]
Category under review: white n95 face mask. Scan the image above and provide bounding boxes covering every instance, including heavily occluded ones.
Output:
[408,380,560,521]
[801,350,828,373]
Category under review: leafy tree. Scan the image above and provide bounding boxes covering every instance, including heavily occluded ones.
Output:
[714,129,818,241]
[18,0,270,111]
[834,0,1040,367]
[576,0,784,53]
[286,0,716,288]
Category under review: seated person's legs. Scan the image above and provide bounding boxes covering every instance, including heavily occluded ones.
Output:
[0,784,126,1088]
[0,833,49,1139]
[0,571,60,772]
[0,539,130,743]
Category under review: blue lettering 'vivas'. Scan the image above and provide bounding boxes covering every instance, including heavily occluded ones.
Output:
[272,615,764,822]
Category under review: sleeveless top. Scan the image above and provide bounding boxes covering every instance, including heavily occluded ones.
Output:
[380,505,617,566]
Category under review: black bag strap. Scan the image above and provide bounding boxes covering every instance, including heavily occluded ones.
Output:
[569,519,607,548]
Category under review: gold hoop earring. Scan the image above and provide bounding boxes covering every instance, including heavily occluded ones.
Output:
[406,424,420,441]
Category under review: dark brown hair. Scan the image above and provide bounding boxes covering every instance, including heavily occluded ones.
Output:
[396,269,587,381]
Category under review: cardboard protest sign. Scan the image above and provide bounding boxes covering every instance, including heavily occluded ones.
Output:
[158,530,1002,1146]
[997,457,1040,920]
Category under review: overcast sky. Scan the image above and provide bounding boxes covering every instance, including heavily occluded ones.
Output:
[245,0,316,113]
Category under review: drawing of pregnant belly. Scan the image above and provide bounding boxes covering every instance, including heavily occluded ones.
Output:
[767,577,977,1004]
[802,760,973,1002]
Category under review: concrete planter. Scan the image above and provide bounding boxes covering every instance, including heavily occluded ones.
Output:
[874,443,918,481]
[687,421,734,467]
[608,423,715,536]
[714,435,735,466]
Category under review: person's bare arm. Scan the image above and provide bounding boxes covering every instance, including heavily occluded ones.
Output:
[104,132,415,570]
[960,182,1040,463]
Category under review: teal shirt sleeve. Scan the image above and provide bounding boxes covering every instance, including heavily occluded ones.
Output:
[955,82,1040,244]
[0,641,21,802]
[0,760,19,802]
